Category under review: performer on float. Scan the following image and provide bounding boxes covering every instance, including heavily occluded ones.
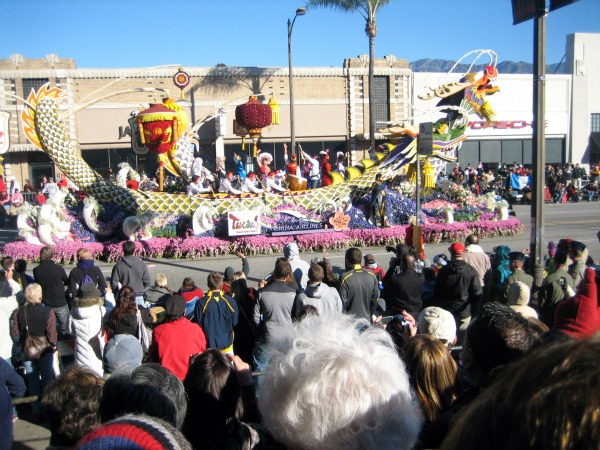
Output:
[370,173,388,228]
[218,172,243,195]
[192,156,215,183]
[213,156,227,191]
[320,149,333,187]
[283,143,301,177]
[264,170,287,193]
[405,215,425,259]
[233,152,247,179]
[187,175,212,196]
[241,172,264,194]
[335,151,346,173]
[256,150,273,181]
[116,163,130,188]
[301,149,321,189]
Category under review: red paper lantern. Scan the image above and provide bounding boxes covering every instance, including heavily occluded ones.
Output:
[235,96,272,156]
[136,100,187,155]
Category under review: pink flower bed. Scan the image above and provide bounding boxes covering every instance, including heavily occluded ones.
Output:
[2,219,523,263]
[421,200,458,210]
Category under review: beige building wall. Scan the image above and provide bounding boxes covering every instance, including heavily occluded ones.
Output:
[0,56,412,185]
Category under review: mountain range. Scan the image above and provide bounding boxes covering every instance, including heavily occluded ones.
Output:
[410,59,565,74]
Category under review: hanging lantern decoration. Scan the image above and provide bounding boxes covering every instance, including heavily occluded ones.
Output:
[136,99,188,155]
[173,67,190,100]
[423,158,436,188]
[137,99,189,192]
[235,96,272,157]
[268,96,280,125]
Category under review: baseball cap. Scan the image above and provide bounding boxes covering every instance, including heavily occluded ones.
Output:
[418,307,457,343]
[103,334,143,375]
[448,243,465,255]
[432,254,448,267]
[223,267,235,280]
[508,251,526,261]
[165,295,186,317]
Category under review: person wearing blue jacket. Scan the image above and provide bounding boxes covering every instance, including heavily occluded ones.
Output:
[1,357,26,444]
[194,272,239,354]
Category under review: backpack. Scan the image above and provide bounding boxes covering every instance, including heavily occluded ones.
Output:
[77,270,97,297]
[81,272,94,286]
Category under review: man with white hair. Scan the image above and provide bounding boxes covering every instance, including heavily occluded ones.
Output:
[259,313,422,450]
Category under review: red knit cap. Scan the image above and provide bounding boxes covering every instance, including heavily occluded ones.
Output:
[553,268,600,339]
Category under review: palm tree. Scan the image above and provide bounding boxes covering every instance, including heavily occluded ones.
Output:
[306,0,391,152]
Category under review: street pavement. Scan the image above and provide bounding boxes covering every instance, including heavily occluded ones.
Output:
[9,201,600,449]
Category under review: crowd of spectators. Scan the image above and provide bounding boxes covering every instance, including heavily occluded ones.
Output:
[1,230,599,449]
[442,160,600,205]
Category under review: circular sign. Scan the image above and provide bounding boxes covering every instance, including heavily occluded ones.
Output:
[173,69,190,90]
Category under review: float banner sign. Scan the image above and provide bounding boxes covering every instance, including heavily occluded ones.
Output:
[228,209,261,236]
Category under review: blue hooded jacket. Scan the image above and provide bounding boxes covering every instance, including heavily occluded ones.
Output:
[493,245,512,291]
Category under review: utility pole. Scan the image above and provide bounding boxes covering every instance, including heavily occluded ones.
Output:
[531,0,546,290]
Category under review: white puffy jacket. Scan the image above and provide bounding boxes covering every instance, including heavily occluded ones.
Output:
[0,279,22,359]
[68,295,106,376]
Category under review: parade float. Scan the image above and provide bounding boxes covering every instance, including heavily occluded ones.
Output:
[2,51,523,263]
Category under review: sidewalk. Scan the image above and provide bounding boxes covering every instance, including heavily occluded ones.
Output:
[13,407,51,450]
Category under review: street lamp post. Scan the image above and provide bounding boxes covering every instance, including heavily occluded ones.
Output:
[288,7,306,159]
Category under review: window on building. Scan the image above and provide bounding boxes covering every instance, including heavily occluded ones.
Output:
[590,113,600,163]
[591,113,600,132]
[371,76,390,127]
[22,78,50,98]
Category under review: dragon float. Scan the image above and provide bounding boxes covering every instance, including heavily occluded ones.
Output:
[17,51,499,241]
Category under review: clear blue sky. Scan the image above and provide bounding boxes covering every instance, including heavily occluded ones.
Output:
[1,0,598,69]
